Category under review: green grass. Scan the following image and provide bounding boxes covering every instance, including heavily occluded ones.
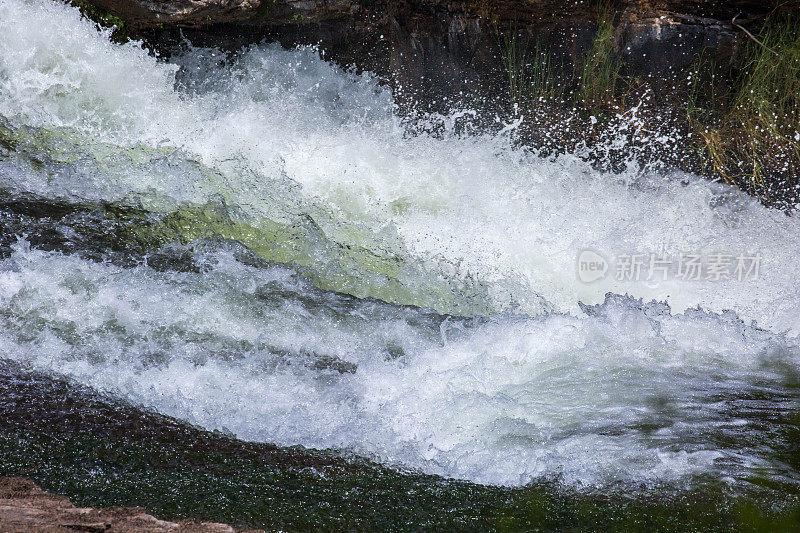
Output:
[490,4,799,206]
[579,1,621,109]
[496,21,530,109]
[686,15,800,198]
[730,15,800,192]
[496,22,564,111]
[496,0,622,112]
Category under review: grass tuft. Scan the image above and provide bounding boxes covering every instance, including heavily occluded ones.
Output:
[580,1,621,109]
[496,22,564,112]
[687,14,800,200]
[496,21,530,109]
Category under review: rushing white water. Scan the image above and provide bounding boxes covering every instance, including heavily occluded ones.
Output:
[0,0,799,489]
[3,0,800,328]
[2,240,798,487]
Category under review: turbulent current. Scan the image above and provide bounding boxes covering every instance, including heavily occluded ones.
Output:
[1,0,799,491]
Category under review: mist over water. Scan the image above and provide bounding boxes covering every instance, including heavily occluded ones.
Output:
[0,0,799,491]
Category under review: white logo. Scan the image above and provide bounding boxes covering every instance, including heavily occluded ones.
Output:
[577,250,608,283]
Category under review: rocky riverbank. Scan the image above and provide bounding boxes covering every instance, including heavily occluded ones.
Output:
[78,0,780,93]
[0,477,259,532]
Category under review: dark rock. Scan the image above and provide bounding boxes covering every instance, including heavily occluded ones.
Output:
[80,0,793,105]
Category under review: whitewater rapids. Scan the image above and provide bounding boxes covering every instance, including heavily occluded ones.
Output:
[0,0,798,489]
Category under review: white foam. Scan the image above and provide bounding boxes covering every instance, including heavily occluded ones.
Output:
[0,242,797,487]
[2,0,800,330]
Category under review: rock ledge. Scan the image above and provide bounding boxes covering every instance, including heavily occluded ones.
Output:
[0,477,261,533]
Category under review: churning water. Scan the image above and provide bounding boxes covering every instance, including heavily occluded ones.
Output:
[0,0,798,490]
